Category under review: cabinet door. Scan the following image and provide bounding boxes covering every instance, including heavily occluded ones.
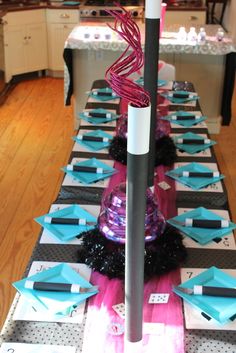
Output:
[47,23,75,71]
[165,11,206,26]
[4,24,28,79]
[26,22,48,71]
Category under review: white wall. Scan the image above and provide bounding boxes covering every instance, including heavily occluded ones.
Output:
[203,0,236,41]
[223,0,236,41]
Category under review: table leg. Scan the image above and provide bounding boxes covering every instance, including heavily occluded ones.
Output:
[221,52,236,125]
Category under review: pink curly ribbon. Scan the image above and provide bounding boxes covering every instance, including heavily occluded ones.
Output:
[105,4,150,108]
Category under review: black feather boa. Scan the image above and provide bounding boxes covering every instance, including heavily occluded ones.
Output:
[109,135,177,166]
[77,224,187,281]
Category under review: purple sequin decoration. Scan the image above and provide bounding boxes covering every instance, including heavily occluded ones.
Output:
[98,183,166,243]
[117,114,170,139]
[117,113,128,138]
[156,118,171,138]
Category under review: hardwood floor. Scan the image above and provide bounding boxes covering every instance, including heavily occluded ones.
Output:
[0,76,235,330]
[0,77,74,329]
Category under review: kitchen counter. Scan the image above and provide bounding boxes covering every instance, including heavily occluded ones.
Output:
[65,23,236,56]
[64,23,236,133]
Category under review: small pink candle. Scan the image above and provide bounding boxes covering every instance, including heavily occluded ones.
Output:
[160,3,167,36]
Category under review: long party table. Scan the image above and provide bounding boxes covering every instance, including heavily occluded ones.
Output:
[1,78,236,353]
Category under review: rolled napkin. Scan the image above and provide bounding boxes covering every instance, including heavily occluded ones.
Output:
[83,111,112,119]
[182,171,220,178]
[169,92,195,99]
[44,217,97,226]
[176,138,211,145]
[183,218,229,228]
[92,90,116,97]
[77,135,111,143]
[171,115,201,121]
[175,285,236,298]
[25,280,98,293]
[66,165,111,174]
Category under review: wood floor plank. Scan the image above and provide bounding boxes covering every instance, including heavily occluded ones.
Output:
[0,80,36,138]
[0,78,68,236]
[0,78,58,182]
[0,78,74,327]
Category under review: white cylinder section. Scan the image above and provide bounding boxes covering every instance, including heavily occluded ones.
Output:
[194,285,203,295]
[44,216,52,224]
[24,281,34,289]
[127,104,151,155]
[124,339,143,353]
[183,171,190,177]
[213,171,220,177]
[222,220,229,228]
[71,284,81,293]
[145,0,162,19]
[185,218,193,227]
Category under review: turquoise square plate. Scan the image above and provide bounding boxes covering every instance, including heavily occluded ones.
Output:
[79,108,120,124]
[161,111,206,127]
[167,207,236,244]
[73,129,113,151]
[173,266,236,323]
[135,77,167,87]
[62,157,117,184]
[166,162,224,190]
[35,205,97,242]
[174,132,216,154]
[63,1,80,4]
[13,263,98,315]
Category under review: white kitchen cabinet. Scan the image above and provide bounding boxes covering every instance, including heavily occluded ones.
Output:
[3,10,48,82]
[165,10,206,26]
[46,9,79,73]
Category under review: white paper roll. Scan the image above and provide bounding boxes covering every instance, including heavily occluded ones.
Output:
[67,165,74,171]
[44,216,52,224]
[70,284,81,293]
[24,280,34,289]
[185,218,193,227]
[193,285,203,295]
[222,220,229,228]
[127,104,151,155]
[145,0,162,19]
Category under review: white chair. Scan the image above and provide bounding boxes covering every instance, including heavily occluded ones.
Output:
[158,60,176,81]
[135,60,176,82]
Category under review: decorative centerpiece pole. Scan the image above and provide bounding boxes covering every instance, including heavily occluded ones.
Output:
[125,103,150,353]
[144,0,162,187]
[105,7,151,351]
